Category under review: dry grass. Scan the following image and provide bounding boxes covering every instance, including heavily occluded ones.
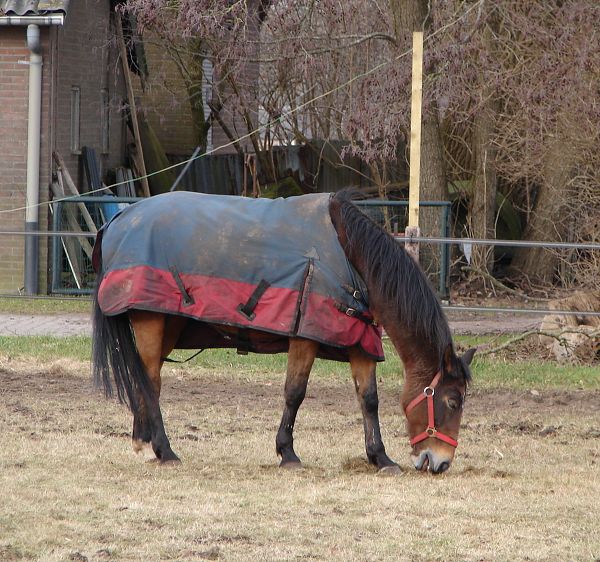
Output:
[1,358,599,562]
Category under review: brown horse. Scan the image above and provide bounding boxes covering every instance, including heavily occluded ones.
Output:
[92,190,475,474]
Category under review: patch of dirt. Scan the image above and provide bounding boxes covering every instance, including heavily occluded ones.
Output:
[2,363,599,432]
[3,355,599,562]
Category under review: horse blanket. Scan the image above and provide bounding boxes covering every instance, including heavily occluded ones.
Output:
[94,191,383,361]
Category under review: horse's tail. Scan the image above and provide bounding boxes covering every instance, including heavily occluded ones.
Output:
[92,253,152,412]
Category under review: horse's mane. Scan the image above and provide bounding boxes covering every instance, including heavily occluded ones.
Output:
[332,190,453,359]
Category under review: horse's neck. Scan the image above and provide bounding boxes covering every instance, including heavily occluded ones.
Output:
[357,269,441,395]
[329,198,442,389]
[340,242,439,375]
[384,322,441,389]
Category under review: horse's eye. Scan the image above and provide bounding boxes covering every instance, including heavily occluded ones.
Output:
[447,398,459,411]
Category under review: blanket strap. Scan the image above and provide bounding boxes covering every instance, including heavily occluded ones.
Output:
[334,302,377,326]
[342,283,367,305]
[169,266,195,306]
[237,279,271,321]
[162,349,205,363]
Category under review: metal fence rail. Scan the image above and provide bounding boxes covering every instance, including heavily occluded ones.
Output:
[403,235,600,251]
[49,196,140,294]
[24,197,453,296]
[0,196,598,320]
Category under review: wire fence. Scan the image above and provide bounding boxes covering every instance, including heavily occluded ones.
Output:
[0,196,599,319]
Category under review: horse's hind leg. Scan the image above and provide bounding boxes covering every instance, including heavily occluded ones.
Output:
[349,347,400,474]
[276,338,319,468]
[129,311,187,463]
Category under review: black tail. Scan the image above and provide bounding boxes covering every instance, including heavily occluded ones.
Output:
[92,264,153,412]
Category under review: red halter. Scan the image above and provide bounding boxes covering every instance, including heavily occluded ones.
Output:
[404,371,458,448]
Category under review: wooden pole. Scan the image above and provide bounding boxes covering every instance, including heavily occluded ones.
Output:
[406,31,424,261]
[115,13,151,198]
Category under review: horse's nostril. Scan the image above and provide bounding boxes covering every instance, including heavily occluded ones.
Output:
[435,461,450,474]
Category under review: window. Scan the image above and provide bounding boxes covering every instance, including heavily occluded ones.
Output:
[101,88,109,154]
[70,86,81,154]
[202,58,213,152]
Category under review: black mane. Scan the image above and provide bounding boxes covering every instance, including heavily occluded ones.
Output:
[333,190,453,360]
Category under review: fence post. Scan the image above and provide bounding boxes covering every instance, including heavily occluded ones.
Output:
[406,31,424,262]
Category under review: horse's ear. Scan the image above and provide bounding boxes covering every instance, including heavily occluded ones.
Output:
[442,344,456,375]
[462,347,477,366]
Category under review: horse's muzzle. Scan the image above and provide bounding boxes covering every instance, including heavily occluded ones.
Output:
[412,450,451,474]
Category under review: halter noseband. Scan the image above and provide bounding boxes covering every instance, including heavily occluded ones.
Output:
[404,371,458,448]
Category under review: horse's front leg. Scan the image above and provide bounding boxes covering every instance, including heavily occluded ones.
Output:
[276,338,319,468]
[129,311,187,463]
[349,347,400,474]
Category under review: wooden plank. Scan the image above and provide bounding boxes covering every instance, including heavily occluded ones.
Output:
[125,168,136,197]
[408,31,424,229]
[50,182,83,288]
[52,151,98,234]
[50,177,94,260]
[406,31,424,262]
[115,13,151,198]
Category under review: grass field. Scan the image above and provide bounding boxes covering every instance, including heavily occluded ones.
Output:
[0,296,91,315]
[1,338,599,561]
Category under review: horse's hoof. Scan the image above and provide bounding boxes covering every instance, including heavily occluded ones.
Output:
[146,456,181,466]
[145,457,181,466]
[133,440,153,455]
[378,464,402,476]
[279,460,303,470]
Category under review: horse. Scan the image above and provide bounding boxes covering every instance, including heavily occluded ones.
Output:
[92,189,475,474]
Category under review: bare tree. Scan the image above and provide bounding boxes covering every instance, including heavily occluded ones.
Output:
[125,0,600,289]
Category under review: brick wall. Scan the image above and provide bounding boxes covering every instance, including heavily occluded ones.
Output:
[133,39,198,156]
[136,12,260,158]
[0,26,51,292]
[0,1,126,293]
[54,1,126,190]
[0,2,261,292]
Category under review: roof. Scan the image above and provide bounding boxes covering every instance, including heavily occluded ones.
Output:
[0,0,69,16]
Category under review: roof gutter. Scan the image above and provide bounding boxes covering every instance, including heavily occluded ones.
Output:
[2,11,67,294]
[23,24,44,294]
[0,14,65,26]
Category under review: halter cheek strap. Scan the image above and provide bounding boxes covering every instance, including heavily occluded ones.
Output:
[404,371,458,448]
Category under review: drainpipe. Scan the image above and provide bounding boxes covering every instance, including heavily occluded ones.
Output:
[24,24,42,295]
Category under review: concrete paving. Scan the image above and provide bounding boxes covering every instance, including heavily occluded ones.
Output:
[0,311,540,337]
[0,313,91,337]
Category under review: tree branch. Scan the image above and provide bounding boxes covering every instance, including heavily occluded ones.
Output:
[462,265,550,302]
[478,328,600,356]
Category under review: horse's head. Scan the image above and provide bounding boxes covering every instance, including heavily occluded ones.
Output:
[403,345,475,474]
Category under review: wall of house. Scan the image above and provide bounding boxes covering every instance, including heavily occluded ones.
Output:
[0,26,52,293]
[0,1,128,293]
[136,25,260,159]
[0,1,261,292]
[133,38,198,157]
[54,0,126,192]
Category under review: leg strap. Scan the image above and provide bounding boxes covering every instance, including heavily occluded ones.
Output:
[237,279,270,321]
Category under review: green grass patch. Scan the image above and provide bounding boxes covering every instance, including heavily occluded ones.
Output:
[0,336,91,363]
[471,357,598,389]
[0,296,91,315]
[1,335,597,390]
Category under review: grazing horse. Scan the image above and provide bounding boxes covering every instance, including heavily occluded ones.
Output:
[92,190,475,474]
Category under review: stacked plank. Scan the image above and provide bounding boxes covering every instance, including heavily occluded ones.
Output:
[51,151,97,289]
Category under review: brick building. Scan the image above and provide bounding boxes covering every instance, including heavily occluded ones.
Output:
[0,0,126,293]
[0,0,261,294]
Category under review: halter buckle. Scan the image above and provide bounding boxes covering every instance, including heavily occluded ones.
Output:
[424,386,435,397]
[426,427,436,436]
